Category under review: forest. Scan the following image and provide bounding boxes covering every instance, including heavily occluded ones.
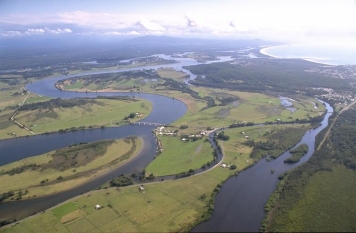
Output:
[184,59,354,95]
[261,106,356,231]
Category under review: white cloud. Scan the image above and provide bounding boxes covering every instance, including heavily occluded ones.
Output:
[0,0,355,43]
[1,30,22,36]
[44,28,72,34]
[136,20,166,31]
[25,28,45,35]
[104,30,140,36]
[2,27,72,36]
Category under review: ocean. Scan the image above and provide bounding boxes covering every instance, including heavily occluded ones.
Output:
[260,44,356,66]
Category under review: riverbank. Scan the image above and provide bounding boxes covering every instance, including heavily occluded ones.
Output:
[192,100,333,232]
[0,97,152,140]
[0,137,143,200]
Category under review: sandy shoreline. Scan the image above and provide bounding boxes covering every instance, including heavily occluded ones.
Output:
[259,44,337,66]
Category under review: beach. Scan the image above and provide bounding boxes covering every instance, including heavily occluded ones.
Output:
[260,44,356,66]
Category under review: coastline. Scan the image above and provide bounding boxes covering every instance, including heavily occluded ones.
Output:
[260,44,338,66]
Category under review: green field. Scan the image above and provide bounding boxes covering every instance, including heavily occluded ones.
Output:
[0,160,241,233]
[145,136,213,176]
[0,138,141,198]
[217,124,310,163]
[156,68,188,82]
[171,88,324,134]
[0,98,152,139]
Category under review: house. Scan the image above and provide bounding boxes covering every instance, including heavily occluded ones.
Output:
[244,136,249,139]
[139,185,145,191]
[95,204,101,210]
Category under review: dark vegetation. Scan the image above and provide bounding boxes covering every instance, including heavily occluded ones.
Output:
[243,127,307,160]
[109,175,134,187]
[17,98,98,111]
[175,169,195,179]
[217,131,230,141]
[184,59,354,95]
[261,106,356,232]
[2,137,135,180]
[57,69,161,91]
[42,140,114,171]
[284,143,308,163]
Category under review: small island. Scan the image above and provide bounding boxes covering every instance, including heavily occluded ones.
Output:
[284,143,309,163]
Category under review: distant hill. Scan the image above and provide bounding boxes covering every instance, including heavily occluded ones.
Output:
[0,35,279,69]
[119,35,276,49]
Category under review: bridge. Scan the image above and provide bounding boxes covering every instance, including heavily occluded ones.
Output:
[131,122,165,127]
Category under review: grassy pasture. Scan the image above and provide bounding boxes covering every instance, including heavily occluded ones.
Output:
[0,138,141,198]
[156,68,187,81]
[170,88,323,134]
[145,136,213,176]
[1,164,239,233]
[0,98,151,139]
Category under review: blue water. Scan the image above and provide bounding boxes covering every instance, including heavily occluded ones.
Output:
[261,44,356,65]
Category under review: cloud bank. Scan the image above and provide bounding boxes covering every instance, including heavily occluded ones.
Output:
[1,0,355,44]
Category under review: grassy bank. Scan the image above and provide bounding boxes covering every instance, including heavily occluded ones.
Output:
[0,98,152,139]
[0,137,141,199]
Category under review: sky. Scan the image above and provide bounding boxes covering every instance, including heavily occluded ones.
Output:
[1,0,355,45]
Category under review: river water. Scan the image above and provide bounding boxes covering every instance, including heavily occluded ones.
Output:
[0,54,233,221]
[193,101,333,232]
[0,53,333,231]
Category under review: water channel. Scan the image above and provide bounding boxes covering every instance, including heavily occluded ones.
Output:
[193,101,333,232]
[0,53,333,232]
[0,54,232,221]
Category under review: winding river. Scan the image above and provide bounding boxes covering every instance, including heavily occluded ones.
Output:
[193,101,333,232]
[0,53,333,232]
[0,54,231,221]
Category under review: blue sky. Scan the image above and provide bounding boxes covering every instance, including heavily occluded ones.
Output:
[1,0,355,44]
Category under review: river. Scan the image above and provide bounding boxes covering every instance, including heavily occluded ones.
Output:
[0,54,232,222]
[0,53,332,231]
[192,101,333,232]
